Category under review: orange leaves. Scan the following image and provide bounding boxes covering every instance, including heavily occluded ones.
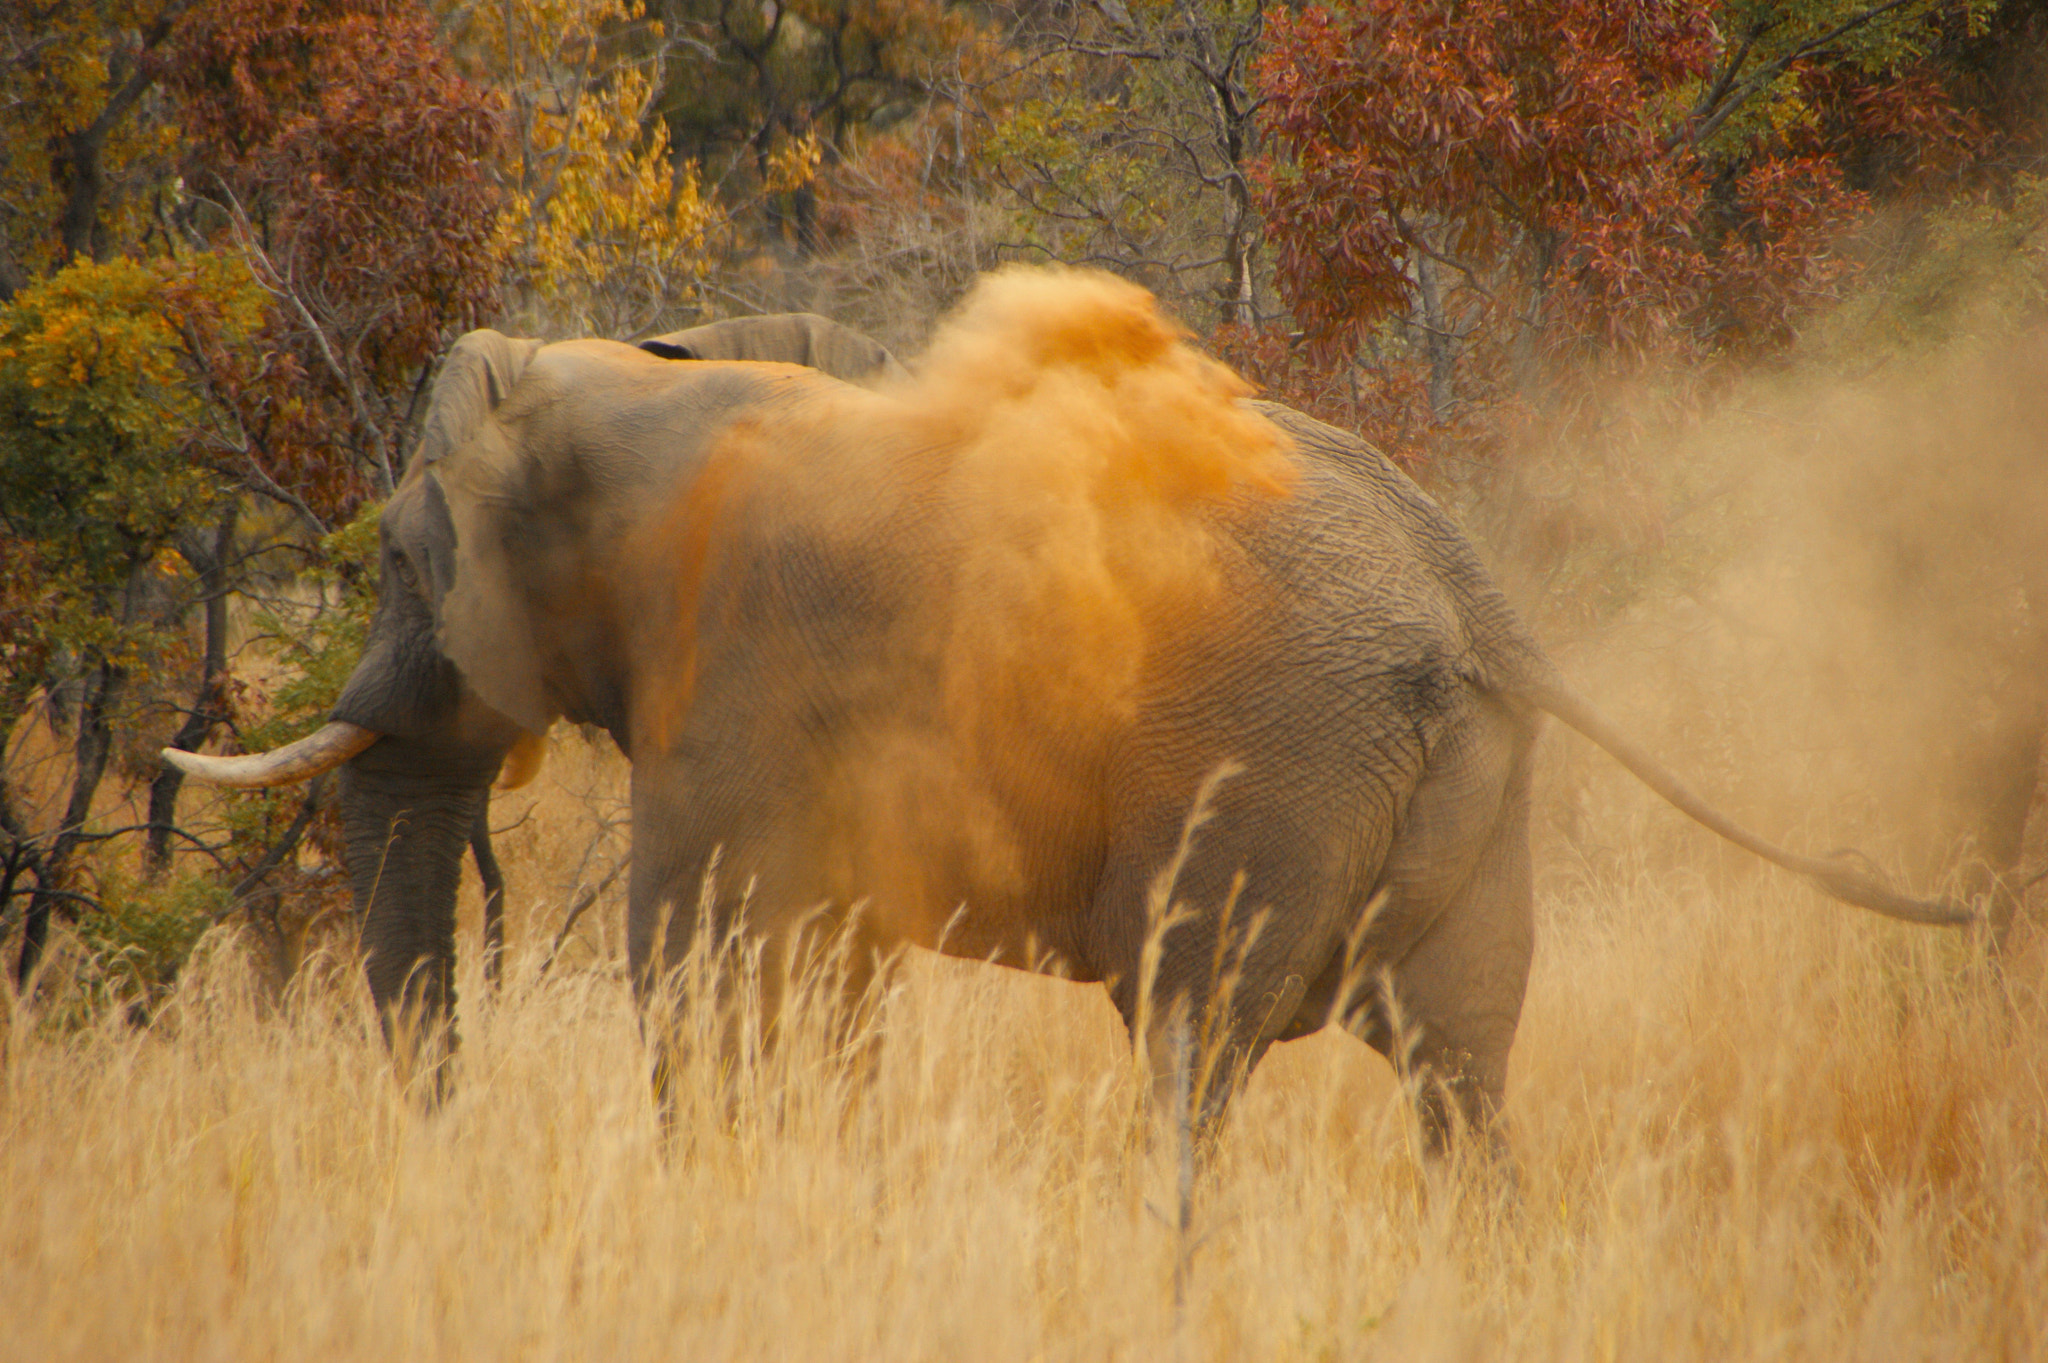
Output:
[1258,0,1720,362]
[167,0,505,520]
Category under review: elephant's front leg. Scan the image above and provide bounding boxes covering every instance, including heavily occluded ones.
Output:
[634,900,896,1137]
[627,831,710,1137]
[626,799,764,1136]
[626,764,894,1136]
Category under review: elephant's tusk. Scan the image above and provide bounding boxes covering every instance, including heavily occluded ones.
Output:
[161,720,381,788]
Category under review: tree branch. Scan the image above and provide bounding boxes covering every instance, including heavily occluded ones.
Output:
[217,187,395,496]
[227,776,326,910]
[536,852,629,979]
[1680,0,1924,150]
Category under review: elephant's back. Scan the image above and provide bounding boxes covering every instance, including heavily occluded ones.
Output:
[1248,402,1552,700]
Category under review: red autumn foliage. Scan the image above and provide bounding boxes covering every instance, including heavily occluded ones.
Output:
[1802,58,1988,197]
[1257,0,1718,359]
[1246,0,1972,463]
[169,0,504,522]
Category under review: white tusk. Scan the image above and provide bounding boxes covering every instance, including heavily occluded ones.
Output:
[162,721,381,788]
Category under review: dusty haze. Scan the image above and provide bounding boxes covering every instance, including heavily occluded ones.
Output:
[1480,326,2048,923]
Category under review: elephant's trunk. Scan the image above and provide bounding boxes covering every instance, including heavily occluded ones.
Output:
[339,758,492,1096]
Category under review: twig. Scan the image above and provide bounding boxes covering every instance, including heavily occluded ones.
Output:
[226,777,326,912]
[0,886,104,911]
[54,823,233,868]
[536,853,630,979]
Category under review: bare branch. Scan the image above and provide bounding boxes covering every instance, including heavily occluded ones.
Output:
[537,852,630,979]
[227,777,327,911]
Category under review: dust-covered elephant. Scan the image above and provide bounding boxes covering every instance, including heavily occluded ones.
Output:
[165,273,1971,1145]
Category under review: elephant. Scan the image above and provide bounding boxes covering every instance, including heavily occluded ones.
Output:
[164,274,1971,1148]
[636,311,910,385]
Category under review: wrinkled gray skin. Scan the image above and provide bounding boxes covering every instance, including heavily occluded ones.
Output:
[176,315,1969,1141]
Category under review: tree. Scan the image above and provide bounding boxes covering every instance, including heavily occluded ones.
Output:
[980,0,1271,329]
[0,0,508,992]
[0,0,190,297]
[650,0,987,270]
[0,254,258,977]
[171,0,506,507]
[443,0,732,337]
[1250,0,1998,461]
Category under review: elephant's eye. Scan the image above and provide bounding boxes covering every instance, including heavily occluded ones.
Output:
[391,554,422,595]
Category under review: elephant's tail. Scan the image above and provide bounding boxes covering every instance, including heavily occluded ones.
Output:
[1521,678,1977,927]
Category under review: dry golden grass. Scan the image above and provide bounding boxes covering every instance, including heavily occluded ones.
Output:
[3,735,2042,1361]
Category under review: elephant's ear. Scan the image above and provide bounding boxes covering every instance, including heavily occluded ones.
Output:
[413,330,542,472]
[789,313,911,386]
[415,331,556,735]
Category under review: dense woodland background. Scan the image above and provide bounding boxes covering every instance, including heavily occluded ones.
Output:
[3,0,2048,1007]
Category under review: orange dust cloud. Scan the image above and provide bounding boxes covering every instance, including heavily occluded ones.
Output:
[631,266,1296,955]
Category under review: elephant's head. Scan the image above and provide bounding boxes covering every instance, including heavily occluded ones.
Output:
[167,331,558,1078]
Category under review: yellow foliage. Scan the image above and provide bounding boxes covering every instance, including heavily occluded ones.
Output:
[765,131,824,197]
[0,1,183,274]
[4,257,197,428]
[447,0,726,336]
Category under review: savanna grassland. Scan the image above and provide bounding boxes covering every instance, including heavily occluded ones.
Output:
[8,299,2048,1363]
[3,751,2042,1362]
[9,3,2048,1358]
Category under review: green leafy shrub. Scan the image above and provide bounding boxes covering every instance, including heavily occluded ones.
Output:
[62,864,228,1023]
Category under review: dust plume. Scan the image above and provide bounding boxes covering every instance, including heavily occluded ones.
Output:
[899,267,1293,758]
[1498,323,2048,914]
[638,266,1295,948]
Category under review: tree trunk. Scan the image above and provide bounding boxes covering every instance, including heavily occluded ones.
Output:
[16,659,123,984]
[1215,73,1257,330]
[53,8,186,263]
[0,693,49,952]
[1189,3,1262,330]
[1219,178,1256,330]
[147,503,239,875]
[1414,244,1455,420]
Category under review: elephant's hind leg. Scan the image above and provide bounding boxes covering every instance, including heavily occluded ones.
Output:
[1344,707,1535,1158]
[1087,773,1356,1139]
